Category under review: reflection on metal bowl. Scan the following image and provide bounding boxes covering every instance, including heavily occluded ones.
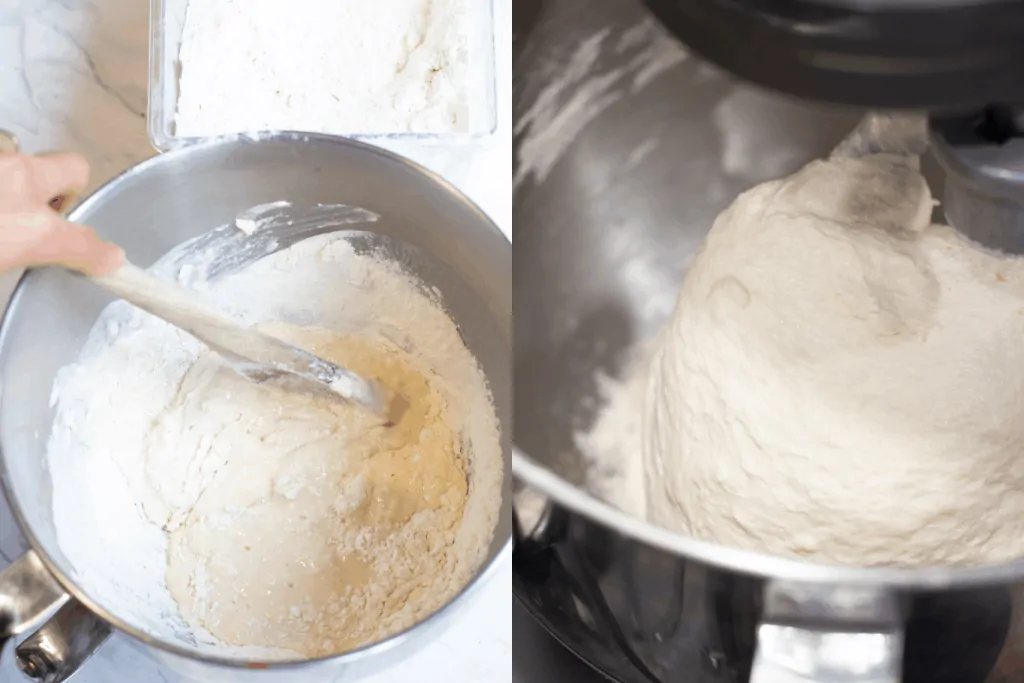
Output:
[513,1,1024,681]
[0,132,511,683]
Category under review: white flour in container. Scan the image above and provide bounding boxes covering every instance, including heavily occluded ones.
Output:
[46,231,502,658]
[174,0,471,137]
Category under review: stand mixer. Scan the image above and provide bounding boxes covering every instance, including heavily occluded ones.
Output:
[513,1,1024,682]
[641,0,1024,253]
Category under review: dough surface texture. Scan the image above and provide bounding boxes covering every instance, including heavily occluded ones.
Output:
[47,233,502,657]
[643,153,1024,566]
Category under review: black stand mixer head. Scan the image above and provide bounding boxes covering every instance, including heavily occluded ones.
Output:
[641,0,1024,254]
[639,0,1024,111]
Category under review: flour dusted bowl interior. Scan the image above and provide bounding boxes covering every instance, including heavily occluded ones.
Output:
[511,0,1017,579]
[0,133,511,665]
[510,4,1024,683]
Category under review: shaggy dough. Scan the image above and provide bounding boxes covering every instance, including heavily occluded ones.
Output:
[47,233,502,658]
[151,325,465,654]
[644,152,1024,566]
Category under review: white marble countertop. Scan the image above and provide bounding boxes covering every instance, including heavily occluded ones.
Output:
[0,0,511,681]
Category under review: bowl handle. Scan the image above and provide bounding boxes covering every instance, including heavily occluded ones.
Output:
[0,551,70,654]
[0,551,112,682]
[752,581,903,683]
[15,597,112,683]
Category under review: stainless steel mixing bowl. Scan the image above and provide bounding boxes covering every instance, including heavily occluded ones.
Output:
[512,1,1024,682]
[0,132,511,683]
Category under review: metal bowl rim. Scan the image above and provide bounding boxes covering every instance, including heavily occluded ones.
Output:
[0,129,513,669]
[513,447,1024,588]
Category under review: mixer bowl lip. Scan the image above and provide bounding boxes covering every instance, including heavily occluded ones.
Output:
[513,448,1024,589]
[0,130,513,669]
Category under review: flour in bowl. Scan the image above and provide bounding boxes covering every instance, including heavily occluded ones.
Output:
[174,0,472,137]
[47,232,502,658]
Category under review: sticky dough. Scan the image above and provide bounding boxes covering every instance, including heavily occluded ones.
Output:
[644,152,1024,566]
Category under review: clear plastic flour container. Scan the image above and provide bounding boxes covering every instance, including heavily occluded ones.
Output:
[147,0,498,151]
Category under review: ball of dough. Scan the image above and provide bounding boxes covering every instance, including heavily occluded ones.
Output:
[643,153,1024,567]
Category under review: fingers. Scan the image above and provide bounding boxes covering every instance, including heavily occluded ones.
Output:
[0,212,124,275]
[0,151,113,275]
[0,153,91,207]
[34,219,125,275]
[44,222,124,275]
[27,153,90,206]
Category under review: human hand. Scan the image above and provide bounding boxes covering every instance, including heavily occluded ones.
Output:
[0,152,124,275]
